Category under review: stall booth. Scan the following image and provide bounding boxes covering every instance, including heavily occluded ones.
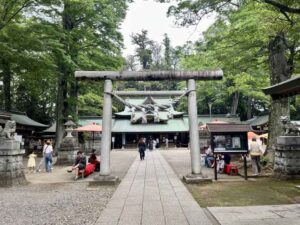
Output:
[207,123,251,180]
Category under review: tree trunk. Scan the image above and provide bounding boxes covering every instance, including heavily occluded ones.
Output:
[55,71,66,151]
[70,79,78,116]
[55,2,78,149]
[230,91,239,115]
[266,32,292,159]
[2,60,11,111]
[246,97,252,120]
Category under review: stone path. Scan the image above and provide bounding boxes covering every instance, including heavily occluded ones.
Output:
[95,150,212,225]
[208,204,300,225]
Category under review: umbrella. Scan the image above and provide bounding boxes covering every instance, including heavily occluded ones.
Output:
[248,131,258,140]
[75,123,102,150]
[199,119,228,129]
[75,123,102,132]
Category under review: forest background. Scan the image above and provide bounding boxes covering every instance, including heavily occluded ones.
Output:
[0,0,299,150]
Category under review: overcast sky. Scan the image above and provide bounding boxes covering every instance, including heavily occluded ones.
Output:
[121,0,215,56]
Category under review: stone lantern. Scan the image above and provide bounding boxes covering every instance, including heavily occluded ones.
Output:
[56,116,79,165]
[64,116,76,138]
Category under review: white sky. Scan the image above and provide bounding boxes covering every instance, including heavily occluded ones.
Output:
[121,0,215,56]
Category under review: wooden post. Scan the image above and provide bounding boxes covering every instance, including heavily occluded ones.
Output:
[244,154,248,180]
[214,155,218,181]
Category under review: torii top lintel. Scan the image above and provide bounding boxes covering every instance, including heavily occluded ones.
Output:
[75,70,223,81]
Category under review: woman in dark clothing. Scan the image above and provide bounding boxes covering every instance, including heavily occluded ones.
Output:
[138,138,146,160]
[88,149,100,171]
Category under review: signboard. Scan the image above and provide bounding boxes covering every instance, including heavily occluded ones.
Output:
[211,132,248,153]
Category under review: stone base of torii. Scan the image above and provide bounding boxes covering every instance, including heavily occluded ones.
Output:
[75,70,223,184]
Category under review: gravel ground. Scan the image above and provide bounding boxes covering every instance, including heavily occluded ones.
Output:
[0,183,115,225]
[0,150,137,225]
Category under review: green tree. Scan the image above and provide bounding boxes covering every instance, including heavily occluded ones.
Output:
[159,0,300,156]
[33,0,129,148]
[131,29,153,70]
[163,33,171,69]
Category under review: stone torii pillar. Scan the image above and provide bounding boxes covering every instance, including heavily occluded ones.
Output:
[187,79,201,174]
[75,70,223,183]
[100,80,113,176]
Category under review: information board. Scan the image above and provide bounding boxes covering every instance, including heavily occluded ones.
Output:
[211,132,248,153]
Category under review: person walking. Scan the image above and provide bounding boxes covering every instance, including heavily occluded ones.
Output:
[249,137,263,176]
[43,140,53,173]
[165,138,169,150]
[138,138,146,160]
[156,138,160,149]
[27,150,37,173]
[36,140,48,172]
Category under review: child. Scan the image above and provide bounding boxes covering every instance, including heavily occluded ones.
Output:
[27,150,37,173]
[217,154,225,173]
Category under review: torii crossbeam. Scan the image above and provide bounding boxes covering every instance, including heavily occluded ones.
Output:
[75,70,223,182]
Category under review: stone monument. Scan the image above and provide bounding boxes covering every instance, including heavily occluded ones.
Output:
[274,117,300,179]
[56,116,79,165]
[0,120,27,187]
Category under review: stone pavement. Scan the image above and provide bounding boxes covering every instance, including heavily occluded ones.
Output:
[95,150,212,225]
[208,204,300,225]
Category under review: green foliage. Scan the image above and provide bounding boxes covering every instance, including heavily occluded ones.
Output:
[173,1,300,119]
[131,29,153,69]
[0,0,130,127]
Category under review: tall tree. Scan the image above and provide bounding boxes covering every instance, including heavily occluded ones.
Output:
[163,33,171,69]
[34,0,129,149]
[131,29,153,70]
[159,0,300,156]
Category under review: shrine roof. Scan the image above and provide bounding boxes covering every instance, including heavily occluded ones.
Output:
[111,117,189,133]
[207,123,251,133]
[263,75,300,99]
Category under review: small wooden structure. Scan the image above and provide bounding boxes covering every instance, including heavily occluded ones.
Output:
[207,123,250,180]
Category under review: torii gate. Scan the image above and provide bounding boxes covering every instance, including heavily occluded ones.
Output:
[75,70,223,182]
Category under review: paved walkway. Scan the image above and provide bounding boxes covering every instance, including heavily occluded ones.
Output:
[208,204,300,225]
[95,150,212,225]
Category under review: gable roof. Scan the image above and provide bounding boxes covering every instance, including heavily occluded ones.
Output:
[263,75,300,99]
[207,123,250,133]
[11,113,48,128]
[245,115,269,126]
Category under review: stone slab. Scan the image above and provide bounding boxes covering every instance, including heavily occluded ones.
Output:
[0,140,20,150]
[183,173,212,184]
[277,136,300,146]
[91,175,120,185]
[208,204,300,225]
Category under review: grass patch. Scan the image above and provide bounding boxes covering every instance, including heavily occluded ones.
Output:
[186,179,300,207]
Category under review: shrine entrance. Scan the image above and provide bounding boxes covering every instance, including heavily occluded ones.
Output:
[75,70,223,181]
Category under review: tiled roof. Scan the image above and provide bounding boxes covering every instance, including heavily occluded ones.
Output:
[263,75,300,99]
[207,123,250,133]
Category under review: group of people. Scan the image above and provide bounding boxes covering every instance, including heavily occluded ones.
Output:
[27,139,101,180]
[204,146,231,173]
[27,139,54,173]
[69,149,100,180]
[204,137,263,176]
[137,137,165,160]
